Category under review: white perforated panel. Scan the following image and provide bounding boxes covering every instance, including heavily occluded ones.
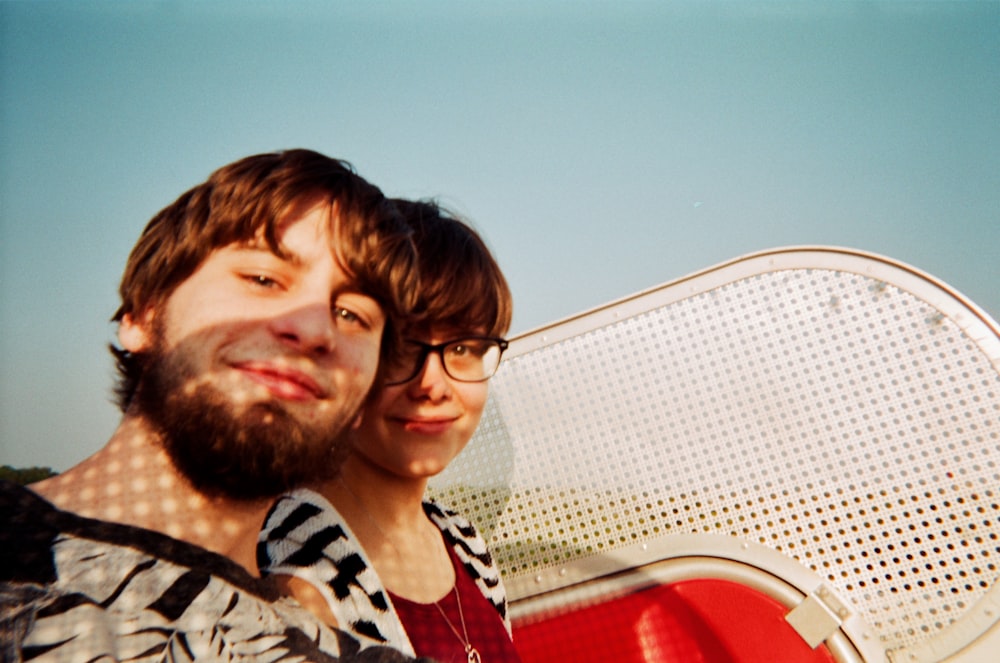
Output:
[428,249,1000,655]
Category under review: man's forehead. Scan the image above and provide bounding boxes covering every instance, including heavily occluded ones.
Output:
[238,200,334,251]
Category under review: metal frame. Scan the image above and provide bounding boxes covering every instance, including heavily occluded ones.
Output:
[429,245,1000,662]
[507,246,1000,368]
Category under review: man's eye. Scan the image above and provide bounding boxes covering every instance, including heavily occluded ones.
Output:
[334,307,362,325]
[244,274,279,289]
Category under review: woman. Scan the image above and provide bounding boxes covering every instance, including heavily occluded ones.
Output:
[259,199,521,662]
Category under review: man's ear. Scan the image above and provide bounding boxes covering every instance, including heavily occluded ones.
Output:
[118,308,156,353]
[350,412,364,430]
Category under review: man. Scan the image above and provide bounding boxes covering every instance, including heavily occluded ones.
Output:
[0,150,424,661]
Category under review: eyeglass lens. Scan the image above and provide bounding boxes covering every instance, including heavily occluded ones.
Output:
[386,338,505,384]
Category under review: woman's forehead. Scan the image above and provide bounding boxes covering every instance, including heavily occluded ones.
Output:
[404,323,487,341]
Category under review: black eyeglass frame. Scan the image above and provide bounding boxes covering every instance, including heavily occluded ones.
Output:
[384,336,510,386]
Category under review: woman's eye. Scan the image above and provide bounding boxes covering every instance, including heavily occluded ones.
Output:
[448,342,486,358]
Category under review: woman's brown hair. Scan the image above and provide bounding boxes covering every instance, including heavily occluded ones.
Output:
[393,199,512,338]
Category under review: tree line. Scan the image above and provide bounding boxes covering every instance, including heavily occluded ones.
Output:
[1,465,58,485]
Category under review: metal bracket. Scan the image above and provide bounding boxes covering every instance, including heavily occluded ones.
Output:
[785,584,851,649]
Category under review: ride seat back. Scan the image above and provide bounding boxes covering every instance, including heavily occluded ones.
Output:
[428,247,1000,662]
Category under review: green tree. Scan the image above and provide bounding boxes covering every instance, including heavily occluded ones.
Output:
[0,465,58,485]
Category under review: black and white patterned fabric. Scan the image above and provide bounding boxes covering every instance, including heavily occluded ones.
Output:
[0,481,423,663]
[257,488,510,656]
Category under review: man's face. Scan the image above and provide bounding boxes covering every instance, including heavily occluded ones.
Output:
[120,199,386,498]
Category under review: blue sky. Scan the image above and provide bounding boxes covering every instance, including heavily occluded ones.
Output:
[2,0,998,472]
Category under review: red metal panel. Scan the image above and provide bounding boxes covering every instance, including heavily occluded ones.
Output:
[514,580,837,663]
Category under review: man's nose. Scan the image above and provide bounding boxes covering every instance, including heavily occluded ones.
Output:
[270,303,337,355]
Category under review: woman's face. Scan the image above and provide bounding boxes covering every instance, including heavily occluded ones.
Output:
[349,326,491,480]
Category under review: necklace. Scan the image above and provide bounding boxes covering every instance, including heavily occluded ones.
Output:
[339,477,483,662]
[433,586,482,663]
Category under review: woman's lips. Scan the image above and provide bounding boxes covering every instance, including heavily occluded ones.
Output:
[395,416,456,435]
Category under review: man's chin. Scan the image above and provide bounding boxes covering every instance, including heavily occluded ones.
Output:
[148,390,346,500]
[166,430,345,501]
[133,330,353,500]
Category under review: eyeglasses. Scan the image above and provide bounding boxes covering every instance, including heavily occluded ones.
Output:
[384,336,509,385]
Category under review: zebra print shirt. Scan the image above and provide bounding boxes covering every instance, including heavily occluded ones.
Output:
[257,489,510,657]
[0,481,425,663]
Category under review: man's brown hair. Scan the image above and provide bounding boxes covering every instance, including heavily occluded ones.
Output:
[112,149,418,411]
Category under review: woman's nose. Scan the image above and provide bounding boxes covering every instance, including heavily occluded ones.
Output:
[410,351,452,400]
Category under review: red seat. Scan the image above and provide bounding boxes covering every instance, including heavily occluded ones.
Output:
[514,579,837,663]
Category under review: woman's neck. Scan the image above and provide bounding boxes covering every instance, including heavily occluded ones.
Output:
[316,454,455,602]
[328,454,430,527]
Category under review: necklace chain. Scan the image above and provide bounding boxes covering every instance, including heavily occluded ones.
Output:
[433,587,481,663]
[338,477,482,662]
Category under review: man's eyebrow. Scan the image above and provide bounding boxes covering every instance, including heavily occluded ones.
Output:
[235,239,304,267]
[233,242,369,295]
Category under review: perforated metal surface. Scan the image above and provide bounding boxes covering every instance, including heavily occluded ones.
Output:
[427,248,1000,656]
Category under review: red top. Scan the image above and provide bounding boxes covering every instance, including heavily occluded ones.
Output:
[390,545,523,662]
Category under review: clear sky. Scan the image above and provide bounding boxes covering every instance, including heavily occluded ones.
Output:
[2,0,998,473]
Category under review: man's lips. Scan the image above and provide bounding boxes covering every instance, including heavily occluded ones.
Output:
[233,362,326,401]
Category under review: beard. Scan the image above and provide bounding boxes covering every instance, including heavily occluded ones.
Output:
[133,338,352,500]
